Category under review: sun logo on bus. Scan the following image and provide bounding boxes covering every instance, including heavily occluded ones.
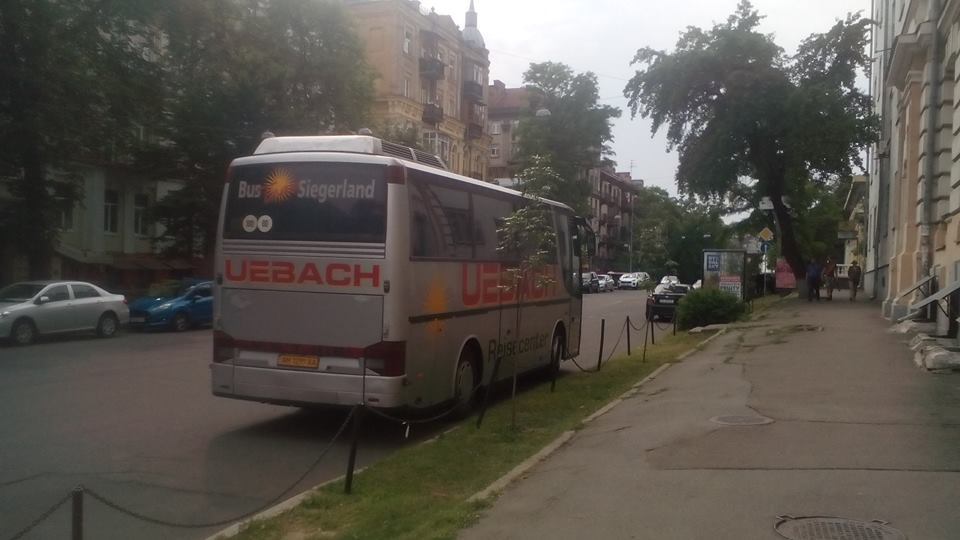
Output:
[424,275,448,336]
[263,168,297,204]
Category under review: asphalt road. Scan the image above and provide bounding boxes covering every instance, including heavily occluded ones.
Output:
[0,289,669,540]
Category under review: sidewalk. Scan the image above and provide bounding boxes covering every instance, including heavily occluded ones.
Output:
[461,291,960,539]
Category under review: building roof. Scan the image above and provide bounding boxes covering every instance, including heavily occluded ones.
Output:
[463,0,485,49]
[488,81,530,115]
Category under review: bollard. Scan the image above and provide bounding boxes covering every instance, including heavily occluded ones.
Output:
[550,346,559,393]
[626,316,632,356]
[673,313,677,336]
[650,317,655,345]
[344,405,363,494]
[72,486,83,540]
[596,318,605,371]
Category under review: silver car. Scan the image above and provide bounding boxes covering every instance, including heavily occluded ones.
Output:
[0,281,130,345]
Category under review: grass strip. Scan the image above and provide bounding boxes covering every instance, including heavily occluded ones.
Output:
[230,329,713,540]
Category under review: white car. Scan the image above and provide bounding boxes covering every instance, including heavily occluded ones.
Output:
[660,275,680,285]
[598,274,617,292]
[0,281,129,345]
[619,272,650,289]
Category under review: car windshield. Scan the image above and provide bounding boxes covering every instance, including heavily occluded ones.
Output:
[0,283,46,302]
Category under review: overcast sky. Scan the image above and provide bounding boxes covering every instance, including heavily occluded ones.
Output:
[422,0,870,195]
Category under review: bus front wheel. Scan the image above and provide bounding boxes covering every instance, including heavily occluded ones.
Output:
[452,347,479,419]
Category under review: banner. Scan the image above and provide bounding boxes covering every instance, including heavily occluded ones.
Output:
[702,250,746,301]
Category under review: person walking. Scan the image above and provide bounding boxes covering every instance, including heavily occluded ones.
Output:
[806,258,822,302]
[823,256,838,300]
[847,260,863,301]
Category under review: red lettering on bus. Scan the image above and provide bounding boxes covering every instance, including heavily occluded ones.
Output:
[481,263,500,304]
[272,261,295,283]
[327,263,351,286]
[298,263,324,284]
[225,259,245,282]
[462,264,481,306]
[249,261,269,282]
[354,264,380,287]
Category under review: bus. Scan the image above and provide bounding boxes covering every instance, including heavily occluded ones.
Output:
[211,135,591,413]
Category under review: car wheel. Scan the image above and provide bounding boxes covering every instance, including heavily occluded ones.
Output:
[11,319,36,346]
[172,312,189,332]
[96,313,119,338]
[452,346,480,419]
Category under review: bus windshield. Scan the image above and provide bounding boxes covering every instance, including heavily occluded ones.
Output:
[223,161,387,243]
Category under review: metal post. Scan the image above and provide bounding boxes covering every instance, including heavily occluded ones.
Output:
[71,486,83,540]
[596,318,605,371]
[642,320,649,363]
[477,354,503,428]
[650,318,655,345]
[344,405,363,494]
[626,316,632,356]
[673,313,677,336]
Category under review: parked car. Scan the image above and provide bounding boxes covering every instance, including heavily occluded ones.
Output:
[619,272,651,290]
[660,275,680,286]
[580,272,600,293]
[0,281,129,345]
[598,274,617,292]
[646,283,691,321]
[129,279,213,331]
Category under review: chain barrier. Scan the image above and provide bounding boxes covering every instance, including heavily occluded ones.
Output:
[6,407,355,538]
[628,317,648,333]
[6,491,72,540]
[568,318,632,373]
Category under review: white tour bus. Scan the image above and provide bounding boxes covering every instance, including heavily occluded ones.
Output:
[212,135,591,413]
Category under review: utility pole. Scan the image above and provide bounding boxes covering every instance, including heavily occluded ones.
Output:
[629,195,635,272]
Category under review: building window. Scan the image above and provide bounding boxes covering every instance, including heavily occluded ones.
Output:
[403,29,412,54]
[104,189,119,233]
[134,194,149,236]
[490,144,500,158]
[403,78,410,98]
[489,122,501,135]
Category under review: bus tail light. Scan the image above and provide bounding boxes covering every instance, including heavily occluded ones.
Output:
[363,341,406,377]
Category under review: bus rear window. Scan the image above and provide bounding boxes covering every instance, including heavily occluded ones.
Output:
[223,162,387,243]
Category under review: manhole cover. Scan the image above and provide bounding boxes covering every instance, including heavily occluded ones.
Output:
[774,515,907,540]
[709,415,774,426]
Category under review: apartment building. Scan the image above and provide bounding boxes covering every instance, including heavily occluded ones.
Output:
[869,0,960,332]
[0,166,188,291]
[344,0,491,179]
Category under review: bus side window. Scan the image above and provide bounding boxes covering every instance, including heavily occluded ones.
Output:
[410,185,441,257]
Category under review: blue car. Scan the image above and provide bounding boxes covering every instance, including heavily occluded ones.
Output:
[128,279,213,331]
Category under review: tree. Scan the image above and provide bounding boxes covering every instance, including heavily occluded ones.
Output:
[146,0,375,259]
[623,1,876,279]
[515,62,621,214]
[0,0,163,277]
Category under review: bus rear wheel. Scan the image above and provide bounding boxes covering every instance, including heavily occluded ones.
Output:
[452,347,479,419]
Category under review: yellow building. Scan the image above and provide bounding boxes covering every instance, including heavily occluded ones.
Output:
[344,0,491,180]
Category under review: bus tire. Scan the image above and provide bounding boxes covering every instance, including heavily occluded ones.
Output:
[550,325,565,372]
[452,344,480,419]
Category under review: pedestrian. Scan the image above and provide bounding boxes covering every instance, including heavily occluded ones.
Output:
[823,256,838,300]
[806,258,822,302]
[847,260,862,301]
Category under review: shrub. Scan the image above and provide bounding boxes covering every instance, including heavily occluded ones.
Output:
[676,288,746,330]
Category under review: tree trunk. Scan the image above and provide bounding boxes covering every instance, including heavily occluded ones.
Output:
[769,188,806,281]
[22,144,54,279]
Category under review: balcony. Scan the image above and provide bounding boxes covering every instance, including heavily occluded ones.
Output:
[422,103,443,124]
[463,80,484,102]
[419,57,444,80]
[465,123,483,140]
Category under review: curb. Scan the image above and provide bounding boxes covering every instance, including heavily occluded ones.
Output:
[204,467,366,540]
[467,328,725,503]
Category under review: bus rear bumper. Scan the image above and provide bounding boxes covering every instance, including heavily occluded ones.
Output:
[210,363,406,408]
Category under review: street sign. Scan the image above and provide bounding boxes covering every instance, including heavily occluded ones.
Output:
[760,241,770,254]
[758,227,774,242]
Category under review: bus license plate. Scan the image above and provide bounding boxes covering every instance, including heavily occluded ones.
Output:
[278,354,319,369]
